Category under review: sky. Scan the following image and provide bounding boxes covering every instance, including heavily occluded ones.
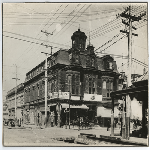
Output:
[2,3,148,101]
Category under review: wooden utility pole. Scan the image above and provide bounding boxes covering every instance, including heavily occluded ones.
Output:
[41,30,53,127]
[120,6,146,139]
[12,64,20,120]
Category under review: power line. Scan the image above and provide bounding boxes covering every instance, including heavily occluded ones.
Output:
[94,33,121,52]
[53,4,92,42]
[3,30,71,48]
[3,34,61,49]
[132,58,148,66]
[95,34,127,53]
[14,4,79,69]
[51,4,86,41]
[12,4,65,67]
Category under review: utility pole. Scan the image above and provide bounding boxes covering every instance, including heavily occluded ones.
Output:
[120,6,146,139]
[41,30,53,127]
[68,75,71,129]
[12,64,20,122]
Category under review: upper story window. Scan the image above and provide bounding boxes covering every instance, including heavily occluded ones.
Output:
[103,81,106,89]
[110,82,113,90]
[106,81,110,90]
[71,74,80,95]
[89,78,95,94]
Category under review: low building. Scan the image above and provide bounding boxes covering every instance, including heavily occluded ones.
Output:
[110,70,148,138]
[3,101,9,121]
[6,83,24,122]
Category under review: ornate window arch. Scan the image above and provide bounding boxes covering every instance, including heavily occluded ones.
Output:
[103,80,106,89]
[88,75,96,94]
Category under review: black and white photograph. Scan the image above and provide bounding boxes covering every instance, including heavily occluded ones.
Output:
[2,2,148,146]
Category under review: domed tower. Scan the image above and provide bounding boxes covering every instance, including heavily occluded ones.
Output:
[71,29,87,52]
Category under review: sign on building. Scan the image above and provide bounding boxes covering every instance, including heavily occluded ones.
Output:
[83,94,102,101]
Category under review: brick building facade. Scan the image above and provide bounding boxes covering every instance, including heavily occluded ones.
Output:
[23,29,120,127]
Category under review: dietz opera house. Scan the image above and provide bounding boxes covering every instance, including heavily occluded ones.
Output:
[8,29,122,127]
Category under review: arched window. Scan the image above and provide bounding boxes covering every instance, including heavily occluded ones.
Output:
[37,85,40,97]
[89,77,95,94]
[70,74,80,95]
[72,74,75,94]
[76,74,80,95]
[110,82,113,90]
[106,80,109,90]
[51,82,54,93]
[103,80,106,89]
[54,80,57,92]
[109,62,113,69]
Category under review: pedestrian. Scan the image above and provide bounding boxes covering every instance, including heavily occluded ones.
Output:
[114,120,116,128]
[77,116,80,131]
[107,120,110,131]
[51,113,54,127]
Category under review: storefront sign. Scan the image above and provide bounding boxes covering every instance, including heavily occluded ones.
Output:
[48,91,69,99]
[71,96,80,100]
[83,94,102,101]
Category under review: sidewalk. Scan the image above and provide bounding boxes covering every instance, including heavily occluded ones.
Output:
[60,125,148,146]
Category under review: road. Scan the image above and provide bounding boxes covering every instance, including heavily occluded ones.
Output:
[3,125,140,146]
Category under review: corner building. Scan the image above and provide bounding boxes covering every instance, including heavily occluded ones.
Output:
[24,29,120,127]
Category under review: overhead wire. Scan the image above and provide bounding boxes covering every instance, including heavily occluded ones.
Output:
[13,4,69,68]
[51,4,86,41]
[11,4,64,66]
[19,4,84,69]
[52,4,92,42]
[95,34,127,53]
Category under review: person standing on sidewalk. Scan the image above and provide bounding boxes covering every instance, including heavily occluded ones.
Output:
[107,120,110,131]
[51,112,54,127]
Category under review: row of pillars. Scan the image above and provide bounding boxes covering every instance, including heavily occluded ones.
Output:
[111,94,131,139]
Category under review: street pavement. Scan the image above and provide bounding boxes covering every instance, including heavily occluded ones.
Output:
[3,125,148,146]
